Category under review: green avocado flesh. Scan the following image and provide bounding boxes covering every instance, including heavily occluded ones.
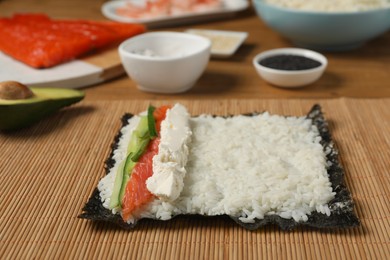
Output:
[0,87,84,131]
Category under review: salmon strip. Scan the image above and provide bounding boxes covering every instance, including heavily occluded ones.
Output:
[121,105,170,221]
[121,138,160,221]
[0,13,146,68]
[153,105,172,133]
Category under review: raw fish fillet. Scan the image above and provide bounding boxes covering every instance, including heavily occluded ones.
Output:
[0,13,146,68]
[122,138,160,221]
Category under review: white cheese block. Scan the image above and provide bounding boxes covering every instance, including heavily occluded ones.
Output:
[146,103,192,201]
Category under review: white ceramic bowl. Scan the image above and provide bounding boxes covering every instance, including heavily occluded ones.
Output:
[119,31,211,93]
[253,48,327,88]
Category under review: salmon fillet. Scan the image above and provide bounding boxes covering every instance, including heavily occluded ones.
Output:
[0,13,146,68]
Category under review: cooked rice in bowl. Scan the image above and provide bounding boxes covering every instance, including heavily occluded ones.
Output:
[264,0,390,12]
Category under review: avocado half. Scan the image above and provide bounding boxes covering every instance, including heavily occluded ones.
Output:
[0,87,84,131]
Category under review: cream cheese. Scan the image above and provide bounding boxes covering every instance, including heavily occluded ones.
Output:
[146,103,192,201]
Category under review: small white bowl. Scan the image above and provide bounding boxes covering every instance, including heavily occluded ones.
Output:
[253,48,327,88]
[119,31,211,93]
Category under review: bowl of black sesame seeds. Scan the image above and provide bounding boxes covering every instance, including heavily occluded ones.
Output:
[253,48,327,88]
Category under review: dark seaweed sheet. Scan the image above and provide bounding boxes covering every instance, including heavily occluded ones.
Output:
[79,105,360,230]
[79,113,138,229]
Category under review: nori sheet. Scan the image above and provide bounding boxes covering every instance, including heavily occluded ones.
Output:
[79,105,360,230]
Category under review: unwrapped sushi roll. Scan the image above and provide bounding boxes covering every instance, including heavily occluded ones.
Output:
[79,104,359,230]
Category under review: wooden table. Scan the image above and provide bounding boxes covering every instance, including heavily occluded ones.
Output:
[1,0,389,100]
[1,1,390,260]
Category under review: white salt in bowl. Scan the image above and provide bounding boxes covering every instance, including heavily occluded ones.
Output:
[253,48,327,88]
[119,31,211,94]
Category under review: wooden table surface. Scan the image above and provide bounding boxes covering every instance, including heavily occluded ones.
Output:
[1,0,389,100]
[1,2,390,260]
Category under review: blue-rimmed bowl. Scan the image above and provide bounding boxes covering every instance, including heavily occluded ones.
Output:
[252,0,390,51]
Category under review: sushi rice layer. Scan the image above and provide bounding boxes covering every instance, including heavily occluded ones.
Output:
[98,104,335,224]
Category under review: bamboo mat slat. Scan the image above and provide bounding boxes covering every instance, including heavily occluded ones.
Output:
[1,98,389,260]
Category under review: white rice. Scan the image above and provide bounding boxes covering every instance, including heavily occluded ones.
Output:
[264,0,390,12]
[99,109,335,224]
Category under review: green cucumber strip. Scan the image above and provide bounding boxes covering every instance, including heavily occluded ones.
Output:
[127,116,149,153]
[109,152,138,209]
[130,137,150,162]
[118,153,137,206]
[124,153,137,173]
[137,116,150,139]
[147,105,158,138]
[118,174,130,207]
[109,159,126,209]
[127,131,141,154]
[128,115,152,161]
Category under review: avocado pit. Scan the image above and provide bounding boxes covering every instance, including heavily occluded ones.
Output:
[0,81,34,100]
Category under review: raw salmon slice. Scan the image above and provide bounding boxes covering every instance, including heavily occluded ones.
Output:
[121,138,160,221]
[121,105,170,221]
[0,13,146,68]
[153,105,172,133]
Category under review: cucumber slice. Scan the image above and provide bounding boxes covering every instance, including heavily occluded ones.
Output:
[130,138,150,162]
[127,116,149,152]
[109,115,152,209]
[109,152,137,209]
[148,105,158,138]
[118,153,136,206]
[109,159,126,209]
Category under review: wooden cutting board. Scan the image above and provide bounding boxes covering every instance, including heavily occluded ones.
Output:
[82,46,125,84]
[0,46,124,89]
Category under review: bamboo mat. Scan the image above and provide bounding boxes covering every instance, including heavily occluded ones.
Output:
[1,98,389,260]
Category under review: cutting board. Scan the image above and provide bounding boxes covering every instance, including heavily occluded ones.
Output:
[0,46,124,89]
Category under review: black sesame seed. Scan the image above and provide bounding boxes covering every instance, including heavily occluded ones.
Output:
[259,54,322,71]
